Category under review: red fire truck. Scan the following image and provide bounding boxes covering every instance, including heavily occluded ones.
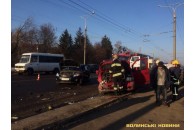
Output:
[120,52,151,87]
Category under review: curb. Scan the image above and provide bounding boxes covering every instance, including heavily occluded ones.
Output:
[12,93,131,130]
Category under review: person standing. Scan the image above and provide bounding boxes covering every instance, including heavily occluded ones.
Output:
[150,59,159,92]
[109,54,125,95]
[151,61,171,106]
[169,60,181,101]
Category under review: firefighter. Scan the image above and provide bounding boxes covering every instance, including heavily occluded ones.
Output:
[109,54,125,95]
[169,60,181,101]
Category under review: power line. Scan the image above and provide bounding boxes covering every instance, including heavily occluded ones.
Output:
[67,0,143,41]
[77,0,142,36]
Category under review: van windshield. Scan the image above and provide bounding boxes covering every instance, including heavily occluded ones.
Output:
[19,55,30,63]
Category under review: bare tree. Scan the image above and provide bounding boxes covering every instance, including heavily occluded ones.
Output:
[37,23,57,53]
[11,18,38,66]
[11,18,37,54]
[113,41,135,55]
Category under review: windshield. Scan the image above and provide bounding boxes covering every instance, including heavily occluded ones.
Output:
[101,63,111,71]
[118,56,129,61]
[62,66,80,71]
[19,55,30,63]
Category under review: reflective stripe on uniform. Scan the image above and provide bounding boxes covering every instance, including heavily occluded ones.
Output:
[174,80,180,85]
[113,87,118,90]
[113,73,122,77]
[119,86,123,89]
[172,77,177,80]
[111,63,121,67]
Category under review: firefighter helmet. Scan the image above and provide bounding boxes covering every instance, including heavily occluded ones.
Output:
[112,54,118,59]
[172,60,180,65]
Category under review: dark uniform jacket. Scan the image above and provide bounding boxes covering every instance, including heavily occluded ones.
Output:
[169,66,181,84]
[109,59,124,77]
[150,65,171,90]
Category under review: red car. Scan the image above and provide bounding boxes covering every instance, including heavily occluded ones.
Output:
[96,60,135,94]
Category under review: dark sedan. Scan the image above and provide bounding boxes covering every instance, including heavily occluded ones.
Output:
[56,66,90,85]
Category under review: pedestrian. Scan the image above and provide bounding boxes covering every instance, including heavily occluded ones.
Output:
[150,59,159,91]
[150,61,171,106]
[169,60,181,101]
[109,54,125,95]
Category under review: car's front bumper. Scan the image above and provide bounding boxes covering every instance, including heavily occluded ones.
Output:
[56,76,80,84]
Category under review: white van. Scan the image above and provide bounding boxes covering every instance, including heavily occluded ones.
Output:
[15,52,64,75]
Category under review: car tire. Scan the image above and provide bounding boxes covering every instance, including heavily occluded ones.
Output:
[27,68,34,75]
[77,78,83,86]
[98,90,104,96]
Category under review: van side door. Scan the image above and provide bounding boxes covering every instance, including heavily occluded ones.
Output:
[38,55,49,72]
[30,55,39,72]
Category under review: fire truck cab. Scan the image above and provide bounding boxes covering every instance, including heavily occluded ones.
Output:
[119,53,151,87]
[131,57,150,87]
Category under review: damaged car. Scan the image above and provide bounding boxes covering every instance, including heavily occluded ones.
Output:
[96,60,135,94]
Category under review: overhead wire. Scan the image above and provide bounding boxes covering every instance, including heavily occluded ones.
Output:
[67,0,143,41]
[77,0,142,37]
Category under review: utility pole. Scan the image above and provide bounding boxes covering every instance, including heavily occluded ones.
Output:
[81,11,95,65]
[158,3,183,60]
[83,17,87,65]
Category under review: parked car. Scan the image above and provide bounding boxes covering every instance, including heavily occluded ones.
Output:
[88,64,98,73]
[56,66,90,85]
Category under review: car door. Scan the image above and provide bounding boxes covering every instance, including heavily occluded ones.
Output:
[132,58,150,87]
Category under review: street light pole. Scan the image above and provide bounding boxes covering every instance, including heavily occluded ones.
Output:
[83,17,87,65]
[158,3,183,60]
[81,11,95,65]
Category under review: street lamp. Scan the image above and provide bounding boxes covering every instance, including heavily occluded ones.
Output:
[158,3,183,60]
[81,11,95,65]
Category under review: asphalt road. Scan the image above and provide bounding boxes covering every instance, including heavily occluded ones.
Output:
[11,72,184,130]
[61,86,184,130]
[11,73,99,121]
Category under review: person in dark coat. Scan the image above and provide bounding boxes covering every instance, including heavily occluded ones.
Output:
[150,61,171,106]
[169,60,181,101]
[150,59,160,92]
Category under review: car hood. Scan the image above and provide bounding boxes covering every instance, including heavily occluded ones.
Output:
[60,70,81,74]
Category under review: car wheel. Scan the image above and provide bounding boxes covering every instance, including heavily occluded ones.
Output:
[98,90,104,96]
[77,78,83,86]
[98,84,104,96]
[27,68,34,75]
